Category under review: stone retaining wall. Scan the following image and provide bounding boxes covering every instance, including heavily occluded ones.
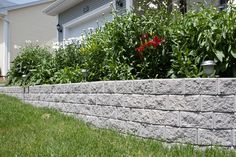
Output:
[0,78,236,147]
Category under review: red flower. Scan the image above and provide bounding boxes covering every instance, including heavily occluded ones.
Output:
[135,45,145,52]
[153,36,164,45]
[135,35,165,54]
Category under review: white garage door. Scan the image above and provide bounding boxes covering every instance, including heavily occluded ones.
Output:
[64,3,113,40]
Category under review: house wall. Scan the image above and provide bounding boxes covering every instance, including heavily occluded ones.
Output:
[8,2,57,61]
[58,0,127,41]
[1,78,236,147]
[0,19,3,75]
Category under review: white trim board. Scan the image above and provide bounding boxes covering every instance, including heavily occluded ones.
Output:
[63,3,113,39]
[63,3,112,28]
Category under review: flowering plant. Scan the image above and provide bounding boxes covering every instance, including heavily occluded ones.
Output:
[135,34,165,58]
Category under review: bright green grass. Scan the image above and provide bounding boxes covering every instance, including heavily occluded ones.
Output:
[0,94,235,157]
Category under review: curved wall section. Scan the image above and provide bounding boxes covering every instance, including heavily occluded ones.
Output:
[0,78,236,147]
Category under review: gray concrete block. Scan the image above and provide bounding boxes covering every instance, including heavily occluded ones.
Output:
[130,109,179,126]
[3,86,23,93]
[214,113,236,129]
[201,96,216,112]
[142,124,166,140]
[116,107,130,120]
[95,105,117,119]
[104,81,116,93]
[72,83,91,94]
[115,80,133,94]
[89,82,104,93]
[233,129,236,146]
[215,96,235,112]
[169,95,185,110]
[219,78,236,95]
[198,129,232,146]
[185,78,217,95]
[30,85,53,93]
[109,94,123,106]
[108,119,129,133]
[125,121,144,135]
[154,79,184,95]
[182,95,201,111]
[72,104,97,116]
[38,94,54,102]
[180,112,213,129]
[133,80,154,94]
[122,95,146,108]
[165,127,198,144]
[96,94,111,105]
[51,84,76,93]
[145,95,169,110]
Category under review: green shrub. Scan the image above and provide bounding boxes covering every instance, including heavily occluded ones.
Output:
[168,4,236,77]
[7,44,52,86]
[54,44,85,70]
[7,2,236,86]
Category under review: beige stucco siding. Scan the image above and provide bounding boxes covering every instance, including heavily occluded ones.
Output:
[8,2,57,61]
[0,20,3,75]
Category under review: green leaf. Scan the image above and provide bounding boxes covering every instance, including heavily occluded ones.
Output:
[230,50,236,58]
[215,50,225,62]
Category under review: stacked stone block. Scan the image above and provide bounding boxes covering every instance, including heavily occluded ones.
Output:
[0,78,236,147]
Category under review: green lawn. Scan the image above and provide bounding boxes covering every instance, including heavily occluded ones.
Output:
[0,94,235,157]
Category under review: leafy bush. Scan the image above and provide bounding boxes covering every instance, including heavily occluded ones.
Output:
[168,4,236,77]
[7,2,236,86]
[7,44,52,86]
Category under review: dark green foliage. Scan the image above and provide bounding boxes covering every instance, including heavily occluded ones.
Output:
[7,2,236,85]
[7,44,53,86]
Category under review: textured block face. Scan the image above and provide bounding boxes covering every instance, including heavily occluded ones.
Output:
[201,96,216,112]
[108,119,129,133]
[185,79,217,95]
[180,112,213,129]
[185,79,202,95]
[234,130,236,146]
[115,80,133,94]
[72,83,91,94]
[5,87,24,93]
[145,95,169,110]
[89,82,104,93]
[165,127,197,144]
[214,113,236,129]
[103,81,116,93]
[130,109,179,126]
[219,78,236,95]
[116,107,130,120]
[198,129,232,146]
[133,80,153,94]
[30,85,53,93]
[122,95,146,108]
[168,95,184,110]
[95,105,117,118]
[142,125,166,140]
[52,84,75,93]
[96,94,111,105]
[109,95,123,106]
[215,96,235,112]
[154,79,184,95]
[183,95,201,111]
